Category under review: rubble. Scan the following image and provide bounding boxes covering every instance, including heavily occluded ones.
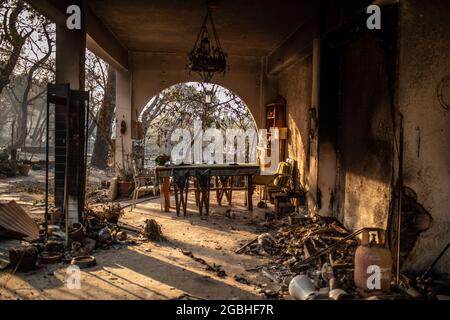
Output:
[234,213,450,300]
[87,189,110,204]
[85,203,124,224]
[236,215,362,299]
[181,249,227,278]
[98,227,113,245]
[234,275,252,285]
[143,219,164,242]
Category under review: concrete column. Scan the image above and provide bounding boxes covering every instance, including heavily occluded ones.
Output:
[115,70,133,172]
[54,3,86,227]
[55,5,86,90]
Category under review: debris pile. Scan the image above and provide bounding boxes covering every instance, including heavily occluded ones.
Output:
[142,219,164,242]
[87,189,110,204]
[0,200,148,273]
[237,215,360,299]
[85,203,124,224]
[238,214,450,300]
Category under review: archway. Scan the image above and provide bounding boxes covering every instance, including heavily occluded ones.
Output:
[137,82,257,167]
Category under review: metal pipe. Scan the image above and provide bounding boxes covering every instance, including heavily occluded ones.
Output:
[294,228,365,267]
[419,242,450,281]
[84,95,90,215]
[396,113,404,285]
[45,88,50,242]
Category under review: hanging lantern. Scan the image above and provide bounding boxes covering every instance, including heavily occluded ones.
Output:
[187,3,227,83]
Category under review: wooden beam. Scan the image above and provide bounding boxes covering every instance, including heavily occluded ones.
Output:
[85,6,129,71]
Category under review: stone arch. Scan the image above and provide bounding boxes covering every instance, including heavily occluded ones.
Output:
[130,52,264,128]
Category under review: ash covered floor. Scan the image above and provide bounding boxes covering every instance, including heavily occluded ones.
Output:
[0,186,281,300]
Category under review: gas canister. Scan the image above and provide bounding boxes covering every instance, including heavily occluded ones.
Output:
[354,228,392,292]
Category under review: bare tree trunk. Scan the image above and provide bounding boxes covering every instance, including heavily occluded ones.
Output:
[90,66,116,170]
[0,1,31,95]
[8,16,52,149]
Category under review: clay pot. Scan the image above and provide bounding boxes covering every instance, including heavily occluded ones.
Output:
[39,251,63,264]
[9,246,38,271]
[69,223,85,243]
[18,164,31,176]
[118,181,134,197]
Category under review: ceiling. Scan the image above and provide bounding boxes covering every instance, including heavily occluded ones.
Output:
[87,0,315,56]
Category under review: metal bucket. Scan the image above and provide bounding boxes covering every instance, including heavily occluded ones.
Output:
[289,275,318,300]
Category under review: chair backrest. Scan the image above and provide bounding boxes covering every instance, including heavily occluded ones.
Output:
[273,160,293,188]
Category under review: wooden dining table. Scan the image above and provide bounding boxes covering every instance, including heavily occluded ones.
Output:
[155,163,261,212]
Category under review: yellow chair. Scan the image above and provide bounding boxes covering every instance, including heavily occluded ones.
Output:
[253,160,293,205]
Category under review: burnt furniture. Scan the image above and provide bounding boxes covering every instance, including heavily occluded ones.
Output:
[195,169,212,216]
[156,164,260,213]
[172,169,190,216]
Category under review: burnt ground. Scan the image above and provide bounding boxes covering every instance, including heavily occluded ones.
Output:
[0,171,285,300]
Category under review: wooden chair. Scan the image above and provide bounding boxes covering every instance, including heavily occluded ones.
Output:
[253,159,294,206]
[215,176,234,206]
[172,169,190,216]
[195,169,211,216]
[130,161,159,212]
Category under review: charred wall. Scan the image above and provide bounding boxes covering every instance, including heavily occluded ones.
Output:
[397,0,450,273]
[277,56,313,190]
[317,5,398,231]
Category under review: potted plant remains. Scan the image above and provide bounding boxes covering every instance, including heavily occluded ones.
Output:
[116,155,135,198]
[155,154,171,166]
[117,167,134,197]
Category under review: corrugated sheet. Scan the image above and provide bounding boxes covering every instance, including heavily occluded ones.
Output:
[0,201,40,241]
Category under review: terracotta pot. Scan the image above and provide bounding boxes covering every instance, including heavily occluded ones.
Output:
[18,164,31,176]
[68,223,85,243]
[118,181,134,197]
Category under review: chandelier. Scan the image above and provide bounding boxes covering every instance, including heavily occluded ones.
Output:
[187,3,227,83]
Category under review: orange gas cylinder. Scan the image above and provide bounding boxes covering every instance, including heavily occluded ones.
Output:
[354,228,392,292]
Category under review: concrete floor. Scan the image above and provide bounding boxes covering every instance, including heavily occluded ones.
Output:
[0,190,276,300]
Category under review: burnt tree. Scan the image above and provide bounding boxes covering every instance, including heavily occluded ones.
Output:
[90,66,116,169]
[0,1,31,95]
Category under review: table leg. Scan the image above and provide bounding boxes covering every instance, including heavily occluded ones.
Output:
[161,176,170,212]
[226,176,233,206]
[247,174,253,211]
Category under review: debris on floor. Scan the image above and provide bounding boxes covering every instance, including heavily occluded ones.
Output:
[182,249,227,278]
[87,189,110,204]
[236,214,388,299]
[9,181,46,194]
[143,219,164,242]
[236,213,450,300]
[234,275,252,285]
[86,203,124,224]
